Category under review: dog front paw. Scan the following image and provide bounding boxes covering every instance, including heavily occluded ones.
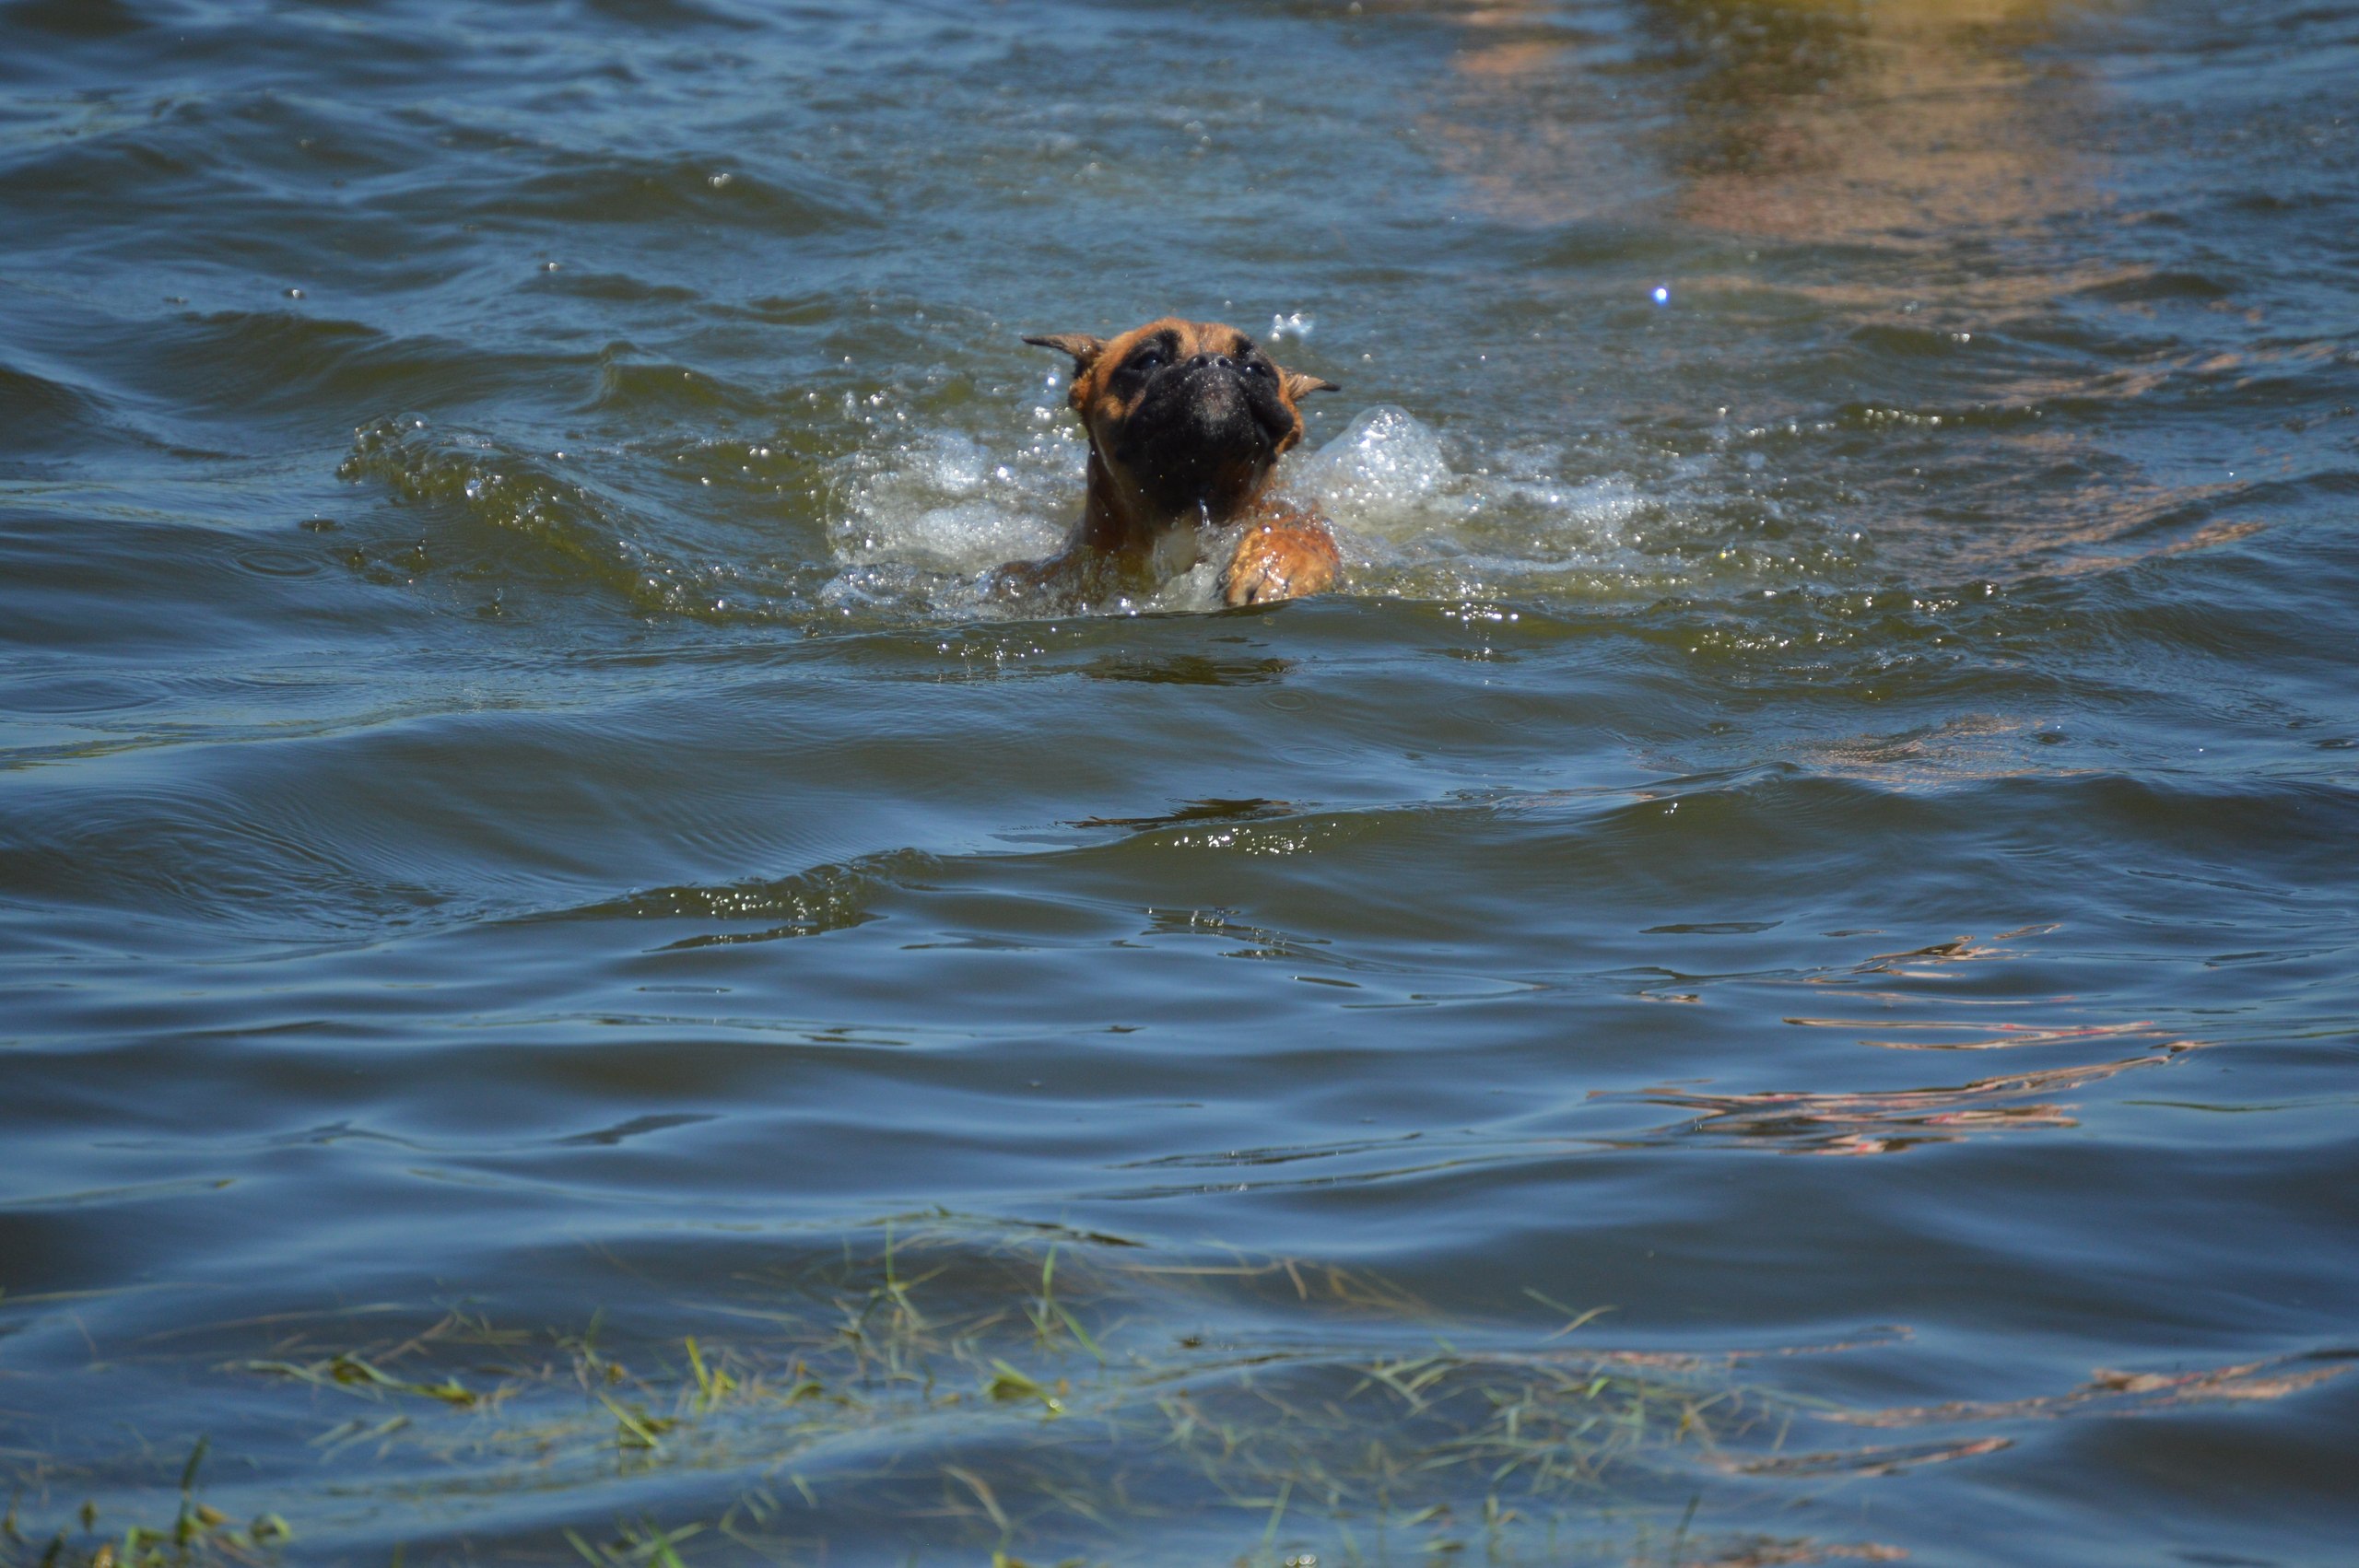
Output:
[1222,521,1340,607]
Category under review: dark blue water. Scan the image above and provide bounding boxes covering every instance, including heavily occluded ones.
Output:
[3,2,2356,1564]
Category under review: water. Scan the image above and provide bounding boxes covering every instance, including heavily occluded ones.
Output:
[3,1,2355,1563]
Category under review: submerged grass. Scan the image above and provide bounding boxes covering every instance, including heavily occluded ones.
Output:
[0,1438,291,1568]
[0,1215,1909,1567]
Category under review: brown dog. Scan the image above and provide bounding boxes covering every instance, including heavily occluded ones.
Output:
[994,318,1342,609]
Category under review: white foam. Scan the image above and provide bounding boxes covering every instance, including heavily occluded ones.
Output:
[826,394,1719,616]
[830,427,1074,577]
[1290,404,1455,534]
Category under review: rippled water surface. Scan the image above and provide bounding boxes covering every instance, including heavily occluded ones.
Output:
[5,1,2357,1563]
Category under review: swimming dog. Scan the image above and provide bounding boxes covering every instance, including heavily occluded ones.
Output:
[996,318,1341,608]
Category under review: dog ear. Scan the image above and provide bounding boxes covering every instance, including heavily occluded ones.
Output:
[1022,333,1108,374]
[1283,369,1340,402]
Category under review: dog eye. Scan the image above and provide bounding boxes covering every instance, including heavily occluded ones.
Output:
[1129,349,1166,373]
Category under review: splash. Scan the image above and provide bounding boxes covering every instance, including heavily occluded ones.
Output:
[823,415,1082,617]
[1288,404,1455,527]
[1288,405,1652,599]
[828,427,1072,574]
[827,400,1661,617]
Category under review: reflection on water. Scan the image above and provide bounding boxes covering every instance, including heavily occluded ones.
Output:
[1443,0,2086,243]
[1626,1041,2201,1156]
[1831,1354,2356,1428]
[1077,650,1297,685]
[1660,0,2083,242]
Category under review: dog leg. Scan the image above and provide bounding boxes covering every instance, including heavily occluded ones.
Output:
[1221,515,1341,606]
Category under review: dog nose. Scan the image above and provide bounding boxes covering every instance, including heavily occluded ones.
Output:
[1187,353,1236,372]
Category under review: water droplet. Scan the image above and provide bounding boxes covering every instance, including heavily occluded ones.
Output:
[1650,286,1671,306]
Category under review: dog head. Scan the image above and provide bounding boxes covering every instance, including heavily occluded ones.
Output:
[1025,319,1337,520]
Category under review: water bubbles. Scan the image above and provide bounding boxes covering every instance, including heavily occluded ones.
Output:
[830,428,1072,584]
[818,379,1822,618]
[1651,285,1671,306]
[1294,406,1450,527]
[1269,310,1314,342]
[707,171,734,189]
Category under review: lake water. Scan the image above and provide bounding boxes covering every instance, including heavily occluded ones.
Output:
[3,2,2356,1564]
